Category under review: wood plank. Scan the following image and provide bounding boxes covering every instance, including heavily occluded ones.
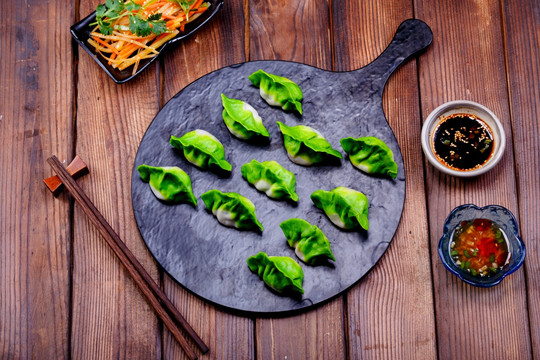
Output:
[249,1,346,359]
[0,0,74,358]
[415,0,532,358]
[332,1,437,358]
[160,1,255,359]
[502,0,540,356]
[249,0,332,66]
[255,301,345,360]
[70,1,162,358]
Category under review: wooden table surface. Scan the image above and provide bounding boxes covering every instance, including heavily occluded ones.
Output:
[1,0,539,359]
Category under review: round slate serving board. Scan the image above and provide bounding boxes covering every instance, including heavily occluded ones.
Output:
[132,19,432,314]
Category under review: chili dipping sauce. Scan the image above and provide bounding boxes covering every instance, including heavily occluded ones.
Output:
[432,114,494,171]
[450,219,510,277]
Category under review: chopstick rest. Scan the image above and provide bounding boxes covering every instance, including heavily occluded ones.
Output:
[45,155,209,360]
[43,155,89,196]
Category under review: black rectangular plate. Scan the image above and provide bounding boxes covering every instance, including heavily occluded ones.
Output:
[70,0,224,84]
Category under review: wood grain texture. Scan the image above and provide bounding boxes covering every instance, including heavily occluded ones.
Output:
[332,1,437,359]
[249,1,346,359]
[249,0,332,68]
[161,1,254,359]
[255,301,345,360]
[0,0,74,358]
[415,0,532,358]
[70,1,162,359]
[502,0,540,356]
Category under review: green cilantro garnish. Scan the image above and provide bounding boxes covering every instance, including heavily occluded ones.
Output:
[101,0,124,17]
[94,0,167,37]
[129,14,151,36]
[125,0,141,12]
[129,13,166,37]
[148,14,168,35]
[171,0,196,19]
[97,18,114,35]
[95,0,125,35]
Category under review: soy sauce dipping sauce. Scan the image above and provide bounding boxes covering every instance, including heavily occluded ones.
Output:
[432,114,494,171]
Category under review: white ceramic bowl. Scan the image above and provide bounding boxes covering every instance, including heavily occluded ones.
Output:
[421,100,506,177]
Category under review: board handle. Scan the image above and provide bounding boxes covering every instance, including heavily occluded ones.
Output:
[364,19,433,88]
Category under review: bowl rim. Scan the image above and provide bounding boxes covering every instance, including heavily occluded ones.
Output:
[421,100,506,177]
[438,204,526,287]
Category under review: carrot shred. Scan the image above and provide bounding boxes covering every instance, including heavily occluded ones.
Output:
[190,0,204,10]
[144,1,167,12]
[108,52,118,65]
[93,36,120,55]
[117,43,139,59]
[166,17,184,28]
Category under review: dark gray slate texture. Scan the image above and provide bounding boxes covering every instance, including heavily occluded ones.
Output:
[132,19,432,314]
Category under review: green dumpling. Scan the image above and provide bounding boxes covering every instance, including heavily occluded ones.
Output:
[170,130,232,173]
[280,218,335,265]
[241,159,298,202]
[221,93,270,140]
[340,136,398,178]
[247,252,304,294]
[248,69,303,115]
[277,121,342,166]
[310,187,369,231]
[137,164,197,206]
[201,189,263,232]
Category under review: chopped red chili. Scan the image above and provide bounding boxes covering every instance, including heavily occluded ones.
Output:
[450,219,510,277]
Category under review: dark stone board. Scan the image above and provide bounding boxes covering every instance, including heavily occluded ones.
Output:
[132,19,432,314]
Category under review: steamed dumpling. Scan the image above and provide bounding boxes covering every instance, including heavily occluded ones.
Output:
[248,69,303,115]
[137,165,197,206]
[247,252,304,294]
[280,218,335,265]
[221,93,270,140]
[241,159,298,202]
[201,189,263,232]
[310,187,369,230]
[170,129,232,173]
[340,136,398,178]
[277,121,342,165]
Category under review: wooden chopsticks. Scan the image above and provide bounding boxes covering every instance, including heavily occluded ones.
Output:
[47,155,208,360]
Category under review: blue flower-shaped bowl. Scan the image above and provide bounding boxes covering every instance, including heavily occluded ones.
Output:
[438,204,526,287]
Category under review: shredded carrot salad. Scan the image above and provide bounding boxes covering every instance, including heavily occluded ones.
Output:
[88,0,209,74]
